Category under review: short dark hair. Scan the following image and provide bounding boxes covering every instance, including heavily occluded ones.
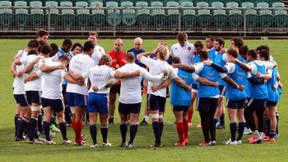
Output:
[28,50,38,55]
[248,50,257,59]
[206,35,215,41]
[227,48,238,58]
[71,42,83,51]
[126,52,135,62]
[176,32,188,42]
[256,45,270,52]
[37,29,48,38]
[83,41,95,52]
[215,37,225,47]
[194,41,204,48]
[50,43,58,52]
[239,45,249,55]
[231,37,244,48]
[199,51,209,60]
[171,57,181,64]
[259,50,270,61]
[40,44,52,55]
[37,40,47,53]
[62,38,72,46]
[58,55,69,61]
[27,39,39,49]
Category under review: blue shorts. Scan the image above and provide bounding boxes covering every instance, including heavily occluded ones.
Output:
[266,100,277,107]
[247,98,267,110]
[110,84,120,94]
[14,94,29,107]
[87,93,108,115]
[66,92,87,107]
[197,97,218,113]
[218,85,226,97]
[147,94,166,112]
[118,102,141,115]
[172,105,189,112]
[226,98,246,109]
[26,91,41,105]
[41,98,64,112]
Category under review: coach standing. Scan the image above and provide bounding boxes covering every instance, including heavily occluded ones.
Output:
[127,37,146,68]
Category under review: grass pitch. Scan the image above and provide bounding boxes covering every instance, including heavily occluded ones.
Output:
[0,39,287,161]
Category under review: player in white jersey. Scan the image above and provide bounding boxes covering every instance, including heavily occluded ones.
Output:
[66,41,95,145]
[88,31,105,65]
[170,32,195,65]
[36,29,49,43]
[137,45,192,147]
[12,40,39,140]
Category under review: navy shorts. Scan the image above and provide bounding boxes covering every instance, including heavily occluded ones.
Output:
[166,87,170,98]
[62,84,67,94]
[192,84,198,90]
[266,100,277,107]
[110,84,121,94]
[247,98,267,110]
[147,94,166,112]
[226,98,246,109]
[14,94,29,107]
[118,102,141,115]
[172,105,189,112]
[41,98,64,112]
[87,93,108,115]
[66,92,87,107]
[26,91,41,105]
[197,97,218,113]
[218,85,226,97]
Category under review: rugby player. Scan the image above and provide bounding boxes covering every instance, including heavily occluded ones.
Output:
[89,32,105,66]
[36,29,49,42]
[205,35,216,62]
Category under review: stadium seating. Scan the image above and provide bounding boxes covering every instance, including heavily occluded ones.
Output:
[30,1,44,26]
[257,2,273,27]
[60,1,75,27]
[106,1,121,26]
[90,1,105,27]
[136,1,151,27]
[14,1,29,27]
[167,1,179,27]
[227,1,243,27]
[272,2,288,27]
[196,1,212,27]
[181,1,196,28]
[151,1,166,27]
[241,1,258,27]
[211,1,227,28]
[121,1,136,26]
[45,1,60,26]
[76,1,90,26]
[0,1,13,27]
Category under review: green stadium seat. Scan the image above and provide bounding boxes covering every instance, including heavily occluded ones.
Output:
[241,2,258,27]
[151,1,166,27]
[106,1,121,26]
[178,0,193,4]
[194,0,208,6]
[226,2,243,27]
[30,1,44,26]
[211,1,227,28]
[274,8,288,27]
[196,2,212,27]
[121,1,136,26]
[90,2,105,27]
[167,1,179,27]
[60,1,75,27]
[0,1,13,27]
[135,1,151,27]
[257,2,273,27]
[271,2,285,8]
[45,1,60,26]
[14,1,29,27]
[181,1,196,28]
[75,1,90,26]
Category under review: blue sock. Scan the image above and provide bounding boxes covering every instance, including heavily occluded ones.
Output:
[237,122,246,141]
[29,116,38,141]
[101,125,108,143]
[230,122,237,142]
[220,114,225,126]
[159,122,163,138]
[152,121,161,144]
[17,117,29,138]
[120,123,127,143]
[276,113,279,135]
[129,124,138,145]
[59,122,67,140]
[43,121,51,141]
[90,124,97,145]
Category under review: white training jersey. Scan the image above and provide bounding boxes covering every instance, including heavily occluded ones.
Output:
[91,45,105,66]
[13,50,28,94]
[20,55,46,91]
[141,57,178,97]
[170,42,195,65]
[37,62,66,99]
[67,53,94,95]
[40,57,53,91]
[81,65,116,94]
[117,63,164,104]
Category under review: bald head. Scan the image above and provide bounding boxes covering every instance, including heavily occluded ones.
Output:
[134,37,143,52]
[114,38,123,53]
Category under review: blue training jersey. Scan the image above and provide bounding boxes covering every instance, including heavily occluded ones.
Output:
[192,53,201,86]
[249,62,268,99]
[267,67,280,102]
[171,69,193,106]
[127,48,146,68]
[197,65,220,98]
[226,64,247,100]
[209,48,216,62]
[214,52,227,86]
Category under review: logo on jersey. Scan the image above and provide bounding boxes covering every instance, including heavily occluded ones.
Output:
[188,47,191,51]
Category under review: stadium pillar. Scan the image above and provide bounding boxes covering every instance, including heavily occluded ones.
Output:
[113,7,116,37]
[178,7,181,32]
[243,9,246,38]
[48,7,51,32]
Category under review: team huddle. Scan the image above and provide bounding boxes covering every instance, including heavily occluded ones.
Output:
[10,30,282,148]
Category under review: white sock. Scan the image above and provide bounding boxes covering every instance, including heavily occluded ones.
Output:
[144,116,149,122]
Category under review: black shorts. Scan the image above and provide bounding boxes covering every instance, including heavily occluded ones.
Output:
[226,98,246,109]
[41,98,64,112]
[247,98,267,110]
[14,94,29,107]
[172,105,189,112]
[26,91,41,105]
[110,84,121,94]
[118,102,141,115]
[62,84,67,94]
[147,94,166,112]
[218,85,226,97]
[197,97,218,113]
[192,84,198,90]
[266,100,277,107]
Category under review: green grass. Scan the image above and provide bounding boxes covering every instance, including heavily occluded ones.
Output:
[0,39,287,162]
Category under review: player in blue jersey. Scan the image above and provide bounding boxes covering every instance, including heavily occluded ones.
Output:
[231,37,244,49]
[205,35,216,62]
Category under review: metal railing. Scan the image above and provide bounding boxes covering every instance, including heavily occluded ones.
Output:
[0,6,287,37]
